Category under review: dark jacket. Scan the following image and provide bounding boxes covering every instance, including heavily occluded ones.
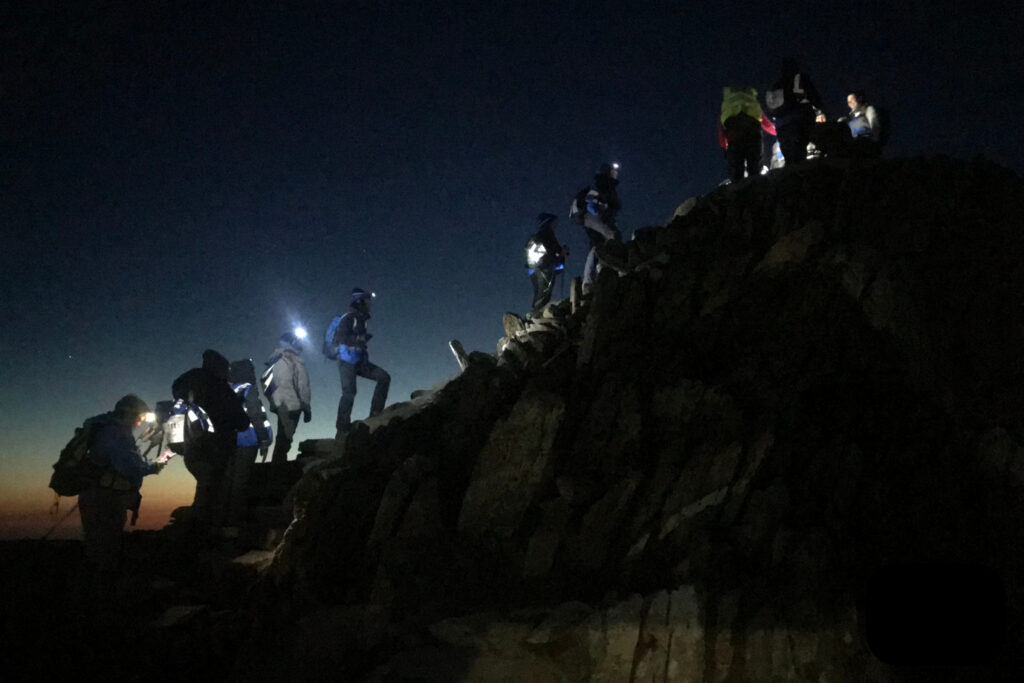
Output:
[86,413,159,490]
[172,350,249,451]
[765,70,823,125]
[525,224,566,272]
[331,305,373,365]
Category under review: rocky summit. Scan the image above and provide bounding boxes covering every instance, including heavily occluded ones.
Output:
[239,156,1024,681]
[6,156,1024,682]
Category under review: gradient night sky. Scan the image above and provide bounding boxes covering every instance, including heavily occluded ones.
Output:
[2,1,1021,538]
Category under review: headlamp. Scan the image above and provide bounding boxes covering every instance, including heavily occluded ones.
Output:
[142,412,156,423]
[293,326,308,340]
[612,163,620,170]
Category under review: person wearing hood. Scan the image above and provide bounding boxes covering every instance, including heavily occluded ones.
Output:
[717,86,777,182]
[77,394,164,602]
[525,213,568,312]
[264,332,311,465]
[326,288,390,438]
[172,349,250,530]
[581,162,621,292]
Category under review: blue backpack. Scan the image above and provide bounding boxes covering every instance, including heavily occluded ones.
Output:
[323,314,346,360]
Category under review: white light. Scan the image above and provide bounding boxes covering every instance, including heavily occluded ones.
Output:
[293,326,308,340]
[142,412,156,423]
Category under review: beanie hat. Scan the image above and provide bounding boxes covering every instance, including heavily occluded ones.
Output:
[351,287,370,302]
[114,394,150,417]
[279,332,304,354]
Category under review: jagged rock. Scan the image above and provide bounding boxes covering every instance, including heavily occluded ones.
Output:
[204,158,1024,680]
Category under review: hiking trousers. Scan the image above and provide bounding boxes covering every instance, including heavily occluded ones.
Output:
[271,410,301,464]
[336,360,390,431]
[531,268,561,312]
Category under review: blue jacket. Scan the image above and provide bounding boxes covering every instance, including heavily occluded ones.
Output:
[87,413,158,490]
[331,307,373,365]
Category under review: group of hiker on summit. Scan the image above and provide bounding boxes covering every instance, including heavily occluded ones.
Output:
[523,61,886,315]
[719,59,885,183]
[54,288,390,604]
[57,59,886,605]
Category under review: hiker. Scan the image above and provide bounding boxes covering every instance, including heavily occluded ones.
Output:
[717,86,777,182]
[77,394,164,603]
[839,90,882,158]
[172,349,249,531]
[223,358,273,531]
[325,288,390,437]
[525,212,568,312]
[264,332,311,463]
[764,60,824,166]
[580,162,621,291]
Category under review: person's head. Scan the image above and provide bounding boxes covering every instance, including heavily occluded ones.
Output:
[228,358,256,385]
[202,349,230,380]
[350,287,372,313]
[847,91,865,110]
[536,212,557,232]
[279,332,304,354]
[114,394,152,427]
[598,162,619,180]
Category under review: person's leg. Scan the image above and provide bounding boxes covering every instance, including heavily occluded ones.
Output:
[336,361,358,432]
[777,124,806,167]
[358,362,391,417]
[225,446,257,527]
[726,147,745,182]
[532,268,555,311]
[271,411,298,464]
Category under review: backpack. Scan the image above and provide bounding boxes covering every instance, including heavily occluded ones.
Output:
[49,421,98,497]
[164,399,215,454]
[322,314,346,360]
[568,186,590,225]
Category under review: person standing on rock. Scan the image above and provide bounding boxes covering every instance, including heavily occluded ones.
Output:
[172,349,250,533]
[718,86,777,182]
[76,394,164,604]
[324,288,390,439]
[223,358,273,531]
[580,162,621,292]
[525,212,568,313]
[265,332,312,464]
[764,59,823,166]
[838,90,882,158]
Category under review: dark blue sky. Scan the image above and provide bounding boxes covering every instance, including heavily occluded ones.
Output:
[2,1,1021,531]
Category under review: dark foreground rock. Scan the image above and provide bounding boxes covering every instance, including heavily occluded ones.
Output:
[9,157,1024,682]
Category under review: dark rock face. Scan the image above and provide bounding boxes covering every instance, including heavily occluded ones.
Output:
[249,158,1024,680]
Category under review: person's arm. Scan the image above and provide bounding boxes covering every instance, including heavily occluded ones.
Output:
[246,388,271,445]
[717,120,728,149]
[296,362,312,413]
[94,423,157,481]
[865,105,881,141]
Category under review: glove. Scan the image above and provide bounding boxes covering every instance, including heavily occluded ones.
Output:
[303,409,312,423]
[154,462,166,474]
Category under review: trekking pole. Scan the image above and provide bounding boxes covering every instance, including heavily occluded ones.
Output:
[40,502,79,540]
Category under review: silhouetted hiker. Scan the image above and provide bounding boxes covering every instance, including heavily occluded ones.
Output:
[77,394,164,604]
[324,288,390,438]
[525,213,568,312]
[223,358,273,533]
[718,86,777,182]
[764,60,823,166]
[172,349,249,533]
[264,332,311,463]
[575,162,621,292]
[839,90,882,158]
